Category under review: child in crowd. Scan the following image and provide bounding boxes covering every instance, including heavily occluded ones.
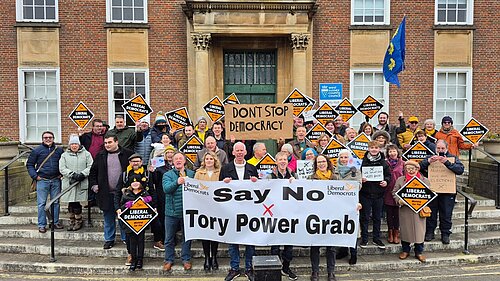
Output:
[360,141,391,249]
[117,174,154,271]
[384,144,404,244]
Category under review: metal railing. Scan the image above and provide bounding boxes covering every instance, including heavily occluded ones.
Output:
[1,144,34,216]
[45,181,80,262]
[457,189,477,254]
[468,147,500,209]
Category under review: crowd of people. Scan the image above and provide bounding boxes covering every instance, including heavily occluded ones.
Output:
[25,111,476,281]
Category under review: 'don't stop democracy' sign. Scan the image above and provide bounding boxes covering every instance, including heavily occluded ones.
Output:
[225,104,293,140]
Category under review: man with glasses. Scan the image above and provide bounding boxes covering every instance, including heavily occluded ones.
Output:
[397,115,421,151]
[26,131,64,233]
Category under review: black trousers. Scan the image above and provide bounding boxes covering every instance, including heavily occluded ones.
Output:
[127,232,145,262]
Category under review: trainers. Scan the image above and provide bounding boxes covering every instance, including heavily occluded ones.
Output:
[153,241,165,251]
[245,269,255,281]
[103,241,115,249]
[359,241,368,248]
[373,239,386,249]
[225,269,241,281]
[281,267,298,280]
[125,254,132,266]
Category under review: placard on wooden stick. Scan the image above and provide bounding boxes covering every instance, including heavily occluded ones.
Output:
[165,107,192,132]
[203,96,225,122]
[460,118,489,144]
[122,94,153,122]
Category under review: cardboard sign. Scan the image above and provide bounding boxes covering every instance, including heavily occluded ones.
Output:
[460,118,489,144]
[314,103,339,126]
[166,107,192,132]
[69,102,94,129]
[346,133,371,159]
[179,135,204,165]
[396,176,437,213]
[321,138,347,167]
[402,141,435,162]
[223,93,240,105]
[296,160,314,179]
[362,166,384,181]
[203,96,225,122]
[334,98,357,122]
[357,95,383,119]
[118,197,158,235]
[306,123,332,144]
[428,157,457,193]
[225,104,293,140]
[283,88,310,117]
[121,94,153,122]
[256,153,277,179]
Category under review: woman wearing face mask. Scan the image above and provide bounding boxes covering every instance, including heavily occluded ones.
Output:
[151,112,174,144]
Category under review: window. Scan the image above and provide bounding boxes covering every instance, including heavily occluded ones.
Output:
[16,0,58,22]
[108,69,149,127]
[18,69,60,143]
[434,69,472,130]
[351,0,390,25]
[436,0,473,25]
[349,70,389,130]
[107,0,147,23]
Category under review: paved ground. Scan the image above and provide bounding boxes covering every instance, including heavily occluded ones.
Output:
[1,262,500,281]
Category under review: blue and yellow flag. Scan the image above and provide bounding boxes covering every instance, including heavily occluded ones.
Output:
[383,16,406,87]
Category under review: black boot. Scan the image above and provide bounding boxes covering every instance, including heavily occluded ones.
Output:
[203,256,210,272]
[129,259,136,272]
[136,259,143,270]
[336,247,348,259]
[211,241,219,270]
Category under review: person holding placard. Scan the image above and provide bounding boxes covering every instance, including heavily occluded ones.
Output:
[419,140,464,244]
[194,151,221,272]
[359,141,391,249]
[392,160,430,263]
[359,123,374,139]
[334,149,362,265]
[423,119,437,143]
[344,127,357,142]
[384,144,404,244]
[281,143,297,173]
[247,142,267,166]
[435,116,478,156]
[414,130,436,153]
[309,154,338,281]
[108,115,143,151]
[266,152,298,280]
[397,115,421,151]
[175,125,195,149]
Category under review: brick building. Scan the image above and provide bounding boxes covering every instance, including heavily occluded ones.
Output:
[0,0,498,144]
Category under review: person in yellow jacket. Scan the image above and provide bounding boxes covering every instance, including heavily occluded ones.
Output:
[397,116,421,151]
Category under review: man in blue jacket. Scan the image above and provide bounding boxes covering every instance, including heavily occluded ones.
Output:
[26,131,64,233]
[162,152,195,272]
[420,139,464,244]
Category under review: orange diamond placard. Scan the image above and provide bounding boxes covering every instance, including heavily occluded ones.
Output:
[179,135,204,165]
[357,95,383,119]
[283,88,310,117]
[396,176,437,213]
[166,107,192,132]
[122,94,153,122]
[346,133,371,159]
[203,96,225,122]
[69,102,94,129]
[402,141,435,163]
[334,98,357,122]
[460,118,489,144]
[119,197,158,235]
[223,93,240,105]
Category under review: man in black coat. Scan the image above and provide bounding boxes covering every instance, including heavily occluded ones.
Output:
[89,133,133,249]
[219,142,259,281]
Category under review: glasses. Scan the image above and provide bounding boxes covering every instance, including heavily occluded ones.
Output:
[443,121,452,124]
[409,121,418,124]
[43,136,54,139]
[130,160,142,163]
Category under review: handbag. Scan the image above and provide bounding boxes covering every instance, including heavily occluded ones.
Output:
[419,206,432,218]
[30,148,58,192]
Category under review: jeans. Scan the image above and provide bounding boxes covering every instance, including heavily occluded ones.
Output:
[402,241,424,255]
[229,244,255,270]
[36,178,61,228]
[360,195,383,242]
[426,194,456,236]
[310,246,336,273]
[271,245,294,266]
[164,216,192,263]
[103,195,126,242]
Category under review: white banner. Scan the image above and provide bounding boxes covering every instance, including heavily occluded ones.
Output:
[183,178,360,247]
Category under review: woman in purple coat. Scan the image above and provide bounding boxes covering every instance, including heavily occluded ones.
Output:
[384,144,404,244]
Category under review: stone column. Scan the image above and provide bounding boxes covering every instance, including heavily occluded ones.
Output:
[191,33,211,120]
[290,33,310,94]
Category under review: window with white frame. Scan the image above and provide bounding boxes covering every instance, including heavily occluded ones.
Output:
[434,69,472,130]
[19,70,60,143]
[109,70,149,127]
[107,0,147,23]
[436,0,473,25]
[16,0,58,22]
[352,0,390,25]
[349,70,389,131]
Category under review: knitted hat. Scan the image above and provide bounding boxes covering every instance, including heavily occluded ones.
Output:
[164,145,176,153]
[372,130,390,142]
[68,134,80,145]
[154,111,167,125]
[408,116,419,123]
[404,160,420,169]
[197,116,207,124]
[441,116,453,124]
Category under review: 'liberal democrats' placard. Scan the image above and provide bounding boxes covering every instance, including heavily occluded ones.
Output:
[183,178,360,247]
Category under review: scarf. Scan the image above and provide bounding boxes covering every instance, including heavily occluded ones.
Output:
[405,171,422,182]
[425,128,436,136]
[441,126,454,134]
[315,169,332,180]
[367,152,381,163]
[337,163,352,178]
[388,158,399,168]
